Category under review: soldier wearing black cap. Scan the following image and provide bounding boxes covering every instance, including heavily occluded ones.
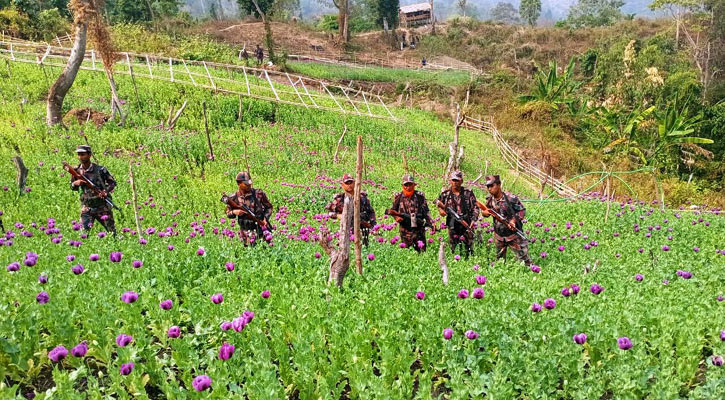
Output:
[325,173,377,246]
[388,174,435,252]
[70,145,117,234]
[436,170,478,257]
[224,171,273,246]
[482,175,532,266]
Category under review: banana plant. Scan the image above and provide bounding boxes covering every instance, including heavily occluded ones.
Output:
[650,98,712,169]
[518,58,581,109]
[600,105,656,164]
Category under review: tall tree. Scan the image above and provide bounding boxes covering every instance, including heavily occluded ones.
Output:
[237,0,274,17]
[457,0,468,16]
[490,2,519,24]
[566,0,624,27]
[332,0,350,43]
[374,0,398,28]
[520,0,541,26]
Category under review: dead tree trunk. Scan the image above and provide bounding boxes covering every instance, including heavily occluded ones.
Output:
[327,194,353,287]
[46,21,88,125]
[12,156,28,195]
[438,242,449,285]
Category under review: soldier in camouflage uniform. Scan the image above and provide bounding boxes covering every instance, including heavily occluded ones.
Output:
[325,173,377,246]
[482,175,532,266]
[436,171,478,257]
[224,172,274,246]
[70,145,117,234]
[389,174,435,252]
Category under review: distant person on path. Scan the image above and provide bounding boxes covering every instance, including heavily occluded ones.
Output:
[386,174,435,252]
[436,171,478,257]
[69,145,117,234]
[480,175,532,266]
[240,48,249,62]
[223,172,273,246]
[421,57,427,67]
[255,45,264,65]
[325,173,377,246]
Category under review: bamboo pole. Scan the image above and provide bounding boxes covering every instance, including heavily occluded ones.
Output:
[128,161,144,242]
[202,101,215,161]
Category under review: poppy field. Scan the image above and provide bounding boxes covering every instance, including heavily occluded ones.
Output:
[1,64,725,399]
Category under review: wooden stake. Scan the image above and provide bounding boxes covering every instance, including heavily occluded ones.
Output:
[167,100,187,130]
[128,161,144,242]
[12,156,28,195]
[438,242,449,285]
[202,101,215,161]
[333,125,347,163]
[126,54,141,111]
[354,136,363,275]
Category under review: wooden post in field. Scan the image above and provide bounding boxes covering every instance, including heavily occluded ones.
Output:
[129,161,143,242]
[354,136,363,275]
[333,125,347,163]
[12,156,28,195]
[202,101,215,161]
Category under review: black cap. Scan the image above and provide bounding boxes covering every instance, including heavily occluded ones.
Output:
[235,171,252,184]
[75,145,92,153]
[485,175,501,186]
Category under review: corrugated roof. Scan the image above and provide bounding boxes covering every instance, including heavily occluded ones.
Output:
[399,3,432,14]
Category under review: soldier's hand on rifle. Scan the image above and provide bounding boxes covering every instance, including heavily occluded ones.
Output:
[481,209,491,218]
[98,190,108,199]
[394,216,403,224]
[259,220,267,227]
[233,209,244,216]
[73,179,86,187]
[507,219,517,231]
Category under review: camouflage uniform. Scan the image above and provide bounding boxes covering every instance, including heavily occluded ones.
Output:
[225,189,273,246]
[485,192,532,266]
[390,190,434,252]
[438,187,479,256]
[70,162,117,233]
[325,192,377,246]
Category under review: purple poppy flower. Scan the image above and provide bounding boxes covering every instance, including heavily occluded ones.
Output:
[71,341,88,357]
[66,255,75,262]
[196,248,205,256]
[540,252,548,258]
[558,245,565,251]
[617,337,633,350]
[109,252,123,263]
[367,253,375,261]
[719,296,725,302]
[457,289,469,299]
[416,291,425,300]
[720,330,725,341]
[116,334,133,347]
[89,254,100,262]
[167,326,181,338]
[544,298,556,309]
[465,330,479,340]
[472,288,485,299]
[121,291,138,304]
[220,321,232,331]
[120,362,134,375]
[573,333,587,345]
[38,274,48,284]
[713,356,724,366]
[232,316,247,332]
[473,264,480,271]
[160,299,173,310]
[475,275,487,285]
[71,264,84,275]
[681,271,693,279]
[261,290,270,299]
[24,256,37,267]
[7,262,20,272]
[242,311,255,324]
[37,291,49,304]
[132,260,143,269]
[314,252,321,259]
[218,343,235,361]
[48,345,68,362]
[192,375,212,392]
[635,274,644,281]
[443,328,453,340]
[590,284,604,295]
[531,303,542,313]
[561,287,571,297]
[211,293,223,304]
[530,265,541,273]
[571,284,580,295]
[225,262,234,271]
[168,245,174,251]
[661,245,670,252]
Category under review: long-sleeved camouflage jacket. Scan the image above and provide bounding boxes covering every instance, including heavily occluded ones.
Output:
[225,188,273,230]
[485,192,525,240]
[390,190,434,230]
[325,192,377,226]
[437,187,479,231]
[70,163,116,208]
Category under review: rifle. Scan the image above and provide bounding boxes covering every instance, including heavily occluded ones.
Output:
[434,199,470,231]
[475,200,527,241]
[385,208,429,230]
[63,161,119,210]
[221,193,270,230]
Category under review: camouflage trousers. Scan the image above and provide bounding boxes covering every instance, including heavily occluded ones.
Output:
[449,228,474,257]
[81,205,116,234]
[495,235,532,266]
[400,227,427,252]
